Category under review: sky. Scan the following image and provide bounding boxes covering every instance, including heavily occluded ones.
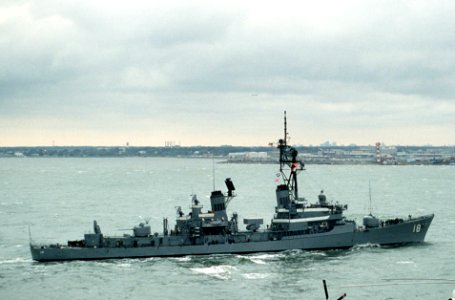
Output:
[1,0,455,146]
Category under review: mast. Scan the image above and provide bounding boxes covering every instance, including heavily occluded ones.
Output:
[368,179,372,215]
[277,111,304,200]
[284,110,287,147]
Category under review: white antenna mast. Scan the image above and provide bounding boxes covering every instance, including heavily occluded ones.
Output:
[368,179,372,215]
[212,154,216,190]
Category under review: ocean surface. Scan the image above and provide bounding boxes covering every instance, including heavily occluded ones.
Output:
[1,157,454,299]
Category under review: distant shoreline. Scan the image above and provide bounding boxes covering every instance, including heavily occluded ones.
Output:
[1,145,454,165]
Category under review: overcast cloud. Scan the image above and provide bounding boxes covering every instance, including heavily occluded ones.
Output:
[1,0,454,146]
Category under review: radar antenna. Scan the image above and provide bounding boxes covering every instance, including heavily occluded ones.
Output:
[277,111,305,200]
[224,178,236,207]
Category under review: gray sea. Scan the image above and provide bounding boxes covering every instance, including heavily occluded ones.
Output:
[1,158,454,299]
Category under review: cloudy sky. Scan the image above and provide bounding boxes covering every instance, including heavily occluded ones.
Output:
[1,0,455,146]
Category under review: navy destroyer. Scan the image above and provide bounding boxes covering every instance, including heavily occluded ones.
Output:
[30,113,434,262]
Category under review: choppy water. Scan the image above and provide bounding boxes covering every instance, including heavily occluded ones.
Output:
[1,158,454,299]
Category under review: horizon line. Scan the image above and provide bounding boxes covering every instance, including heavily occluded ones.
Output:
[1,144,454,148]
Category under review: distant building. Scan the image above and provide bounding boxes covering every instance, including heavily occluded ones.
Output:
[164,141,181,147]
[227,152,269,162]
[320,141,337,147]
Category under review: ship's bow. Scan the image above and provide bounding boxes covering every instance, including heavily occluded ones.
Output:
[354,214,434,246]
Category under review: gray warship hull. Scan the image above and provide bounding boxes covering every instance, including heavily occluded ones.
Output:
[30,113,435,262]
[30,214,433,262]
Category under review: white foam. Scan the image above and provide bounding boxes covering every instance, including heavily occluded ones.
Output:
[191,265,236,280]
[352,243,380,250]
[242,273,269,280]
[250,259,266,265]
[170,256,191,262]
[396,260,415,264]
[250,253,282,260]
[0,257,31,265]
